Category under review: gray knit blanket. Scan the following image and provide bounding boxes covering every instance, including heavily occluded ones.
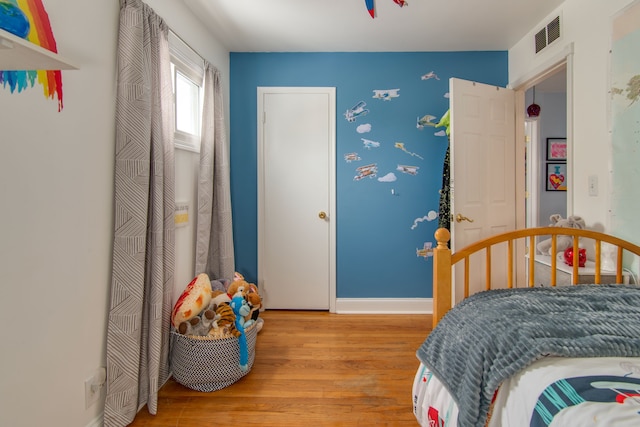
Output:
[416,284,640,427]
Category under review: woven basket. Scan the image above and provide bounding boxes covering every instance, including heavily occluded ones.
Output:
[170,324,258,392]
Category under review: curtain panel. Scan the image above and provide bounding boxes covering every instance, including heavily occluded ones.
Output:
[105,1,175,425]
[195,63,235,280]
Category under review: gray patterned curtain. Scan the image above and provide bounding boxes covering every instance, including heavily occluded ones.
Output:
[105,1,175,425]
[194,63,235,280]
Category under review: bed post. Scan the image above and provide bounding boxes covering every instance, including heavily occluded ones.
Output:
[432,228,452,329]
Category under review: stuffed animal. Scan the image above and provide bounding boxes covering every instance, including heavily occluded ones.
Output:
[212,302,240,337]
[210,279,227,294]
[245,291,262,324]
[536,214,586,255]
[171,273,213,327]
[231,295,253,329]
[227,277,251,300]
[230,295,252,371]
[177,307,220,336]
[210,289,231,307]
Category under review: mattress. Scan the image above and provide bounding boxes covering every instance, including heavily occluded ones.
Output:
[413,356,640,426]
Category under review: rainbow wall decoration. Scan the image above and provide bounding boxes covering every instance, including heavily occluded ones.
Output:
[0,0,64,111]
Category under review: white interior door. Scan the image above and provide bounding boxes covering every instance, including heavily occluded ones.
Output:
[257,87,336,310]
[450,78,517,302]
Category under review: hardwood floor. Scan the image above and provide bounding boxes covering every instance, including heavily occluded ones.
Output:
[129,310,431,426]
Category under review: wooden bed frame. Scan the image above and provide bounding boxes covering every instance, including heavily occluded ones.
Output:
[431,226,640,329]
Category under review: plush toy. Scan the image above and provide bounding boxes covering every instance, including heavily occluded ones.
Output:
[245,291,262,323]
[210,279,227,294]
[212,302,240,338]
[210,289,231,307]
[171,273,213,328]
[227,276,251,300]
[536,214,586,255]
[230,295,252,371]
[177,307,220,336]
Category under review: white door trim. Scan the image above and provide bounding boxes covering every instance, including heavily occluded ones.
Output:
[511,42,574,217]
[257,87,337,312]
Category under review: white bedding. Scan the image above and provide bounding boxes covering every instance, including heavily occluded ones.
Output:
[413,356,640,426]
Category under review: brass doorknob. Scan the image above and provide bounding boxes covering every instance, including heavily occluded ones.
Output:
[455,213,474,223]
[318,211,327,219]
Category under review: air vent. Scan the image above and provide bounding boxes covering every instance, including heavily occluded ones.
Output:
[535,28,547,53]
[547,16,560,44]
[534,15,561,54]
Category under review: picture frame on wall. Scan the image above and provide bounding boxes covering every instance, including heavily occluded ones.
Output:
[546,138,567,161]
[546,162,567,191]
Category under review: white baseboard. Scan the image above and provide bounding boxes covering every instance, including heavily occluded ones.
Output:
[335,298,432,314]
[86,414,103,427]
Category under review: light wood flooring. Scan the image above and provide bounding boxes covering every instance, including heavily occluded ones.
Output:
[129,310,431,426]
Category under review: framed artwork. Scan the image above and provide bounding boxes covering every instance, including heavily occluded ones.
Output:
[546,162,567,191]
[546,138,567,161]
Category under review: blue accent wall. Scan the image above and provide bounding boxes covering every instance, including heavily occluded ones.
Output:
[230,52,508,298]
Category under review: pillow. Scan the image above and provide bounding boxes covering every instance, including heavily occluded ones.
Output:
[171,273,213,327]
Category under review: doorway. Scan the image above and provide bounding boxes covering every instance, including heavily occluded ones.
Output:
[257,87,337,311]
[523,66,568,228]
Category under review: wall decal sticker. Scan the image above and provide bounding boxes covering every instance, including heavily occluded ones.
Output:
[344,152,361,163]
[361,138,381,149]
[434,130,447,137]
[344,101,369,122]
[416,114,438,129]
[392,0,408,7]
[416,242,433,259]
[395,142,423,159]
[411,211,438,230]
[354,163,378,181]
[396,164,419,175]
[356,123,372,133]
[372,88,400,100]
[378,172,397,182]
[421,71,440,81]
[0,0,65,111]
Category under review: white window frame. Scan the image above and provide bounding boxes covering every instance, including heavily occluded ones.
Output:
[169,32,204,153]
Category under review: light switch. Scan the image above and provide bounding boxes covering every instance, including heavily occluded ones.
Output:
[588,175,598,196]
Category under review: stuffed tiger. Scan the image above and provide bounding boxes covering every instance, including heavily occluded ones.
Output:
[210,302,240,337]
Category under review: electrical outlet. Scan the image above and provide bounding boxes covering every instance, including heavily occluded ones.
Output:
[84,367,106,409]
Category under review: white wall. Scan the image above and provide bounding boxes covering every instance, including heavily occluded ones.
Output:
[509,0,637,232]
[0,1,229,426]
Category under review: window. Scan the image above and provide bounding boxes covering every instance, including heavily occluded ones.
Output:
[169,32,204,152]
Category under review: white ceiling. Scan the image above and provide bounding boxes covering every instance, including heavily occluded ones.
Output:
[183,0,565,52]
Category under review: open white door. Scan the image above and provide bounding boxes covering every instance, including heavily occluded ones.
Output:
[449,78,517,302]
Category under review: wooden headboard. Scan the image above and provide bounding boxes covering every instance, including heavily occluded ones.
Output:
[432,227,640,329]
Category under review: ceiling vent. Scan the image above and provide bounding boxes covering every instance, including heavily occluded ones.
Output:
[535,15,561,54]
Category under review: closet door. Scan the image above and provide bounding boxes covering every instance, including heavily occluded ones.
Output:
[257,87,336,310]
